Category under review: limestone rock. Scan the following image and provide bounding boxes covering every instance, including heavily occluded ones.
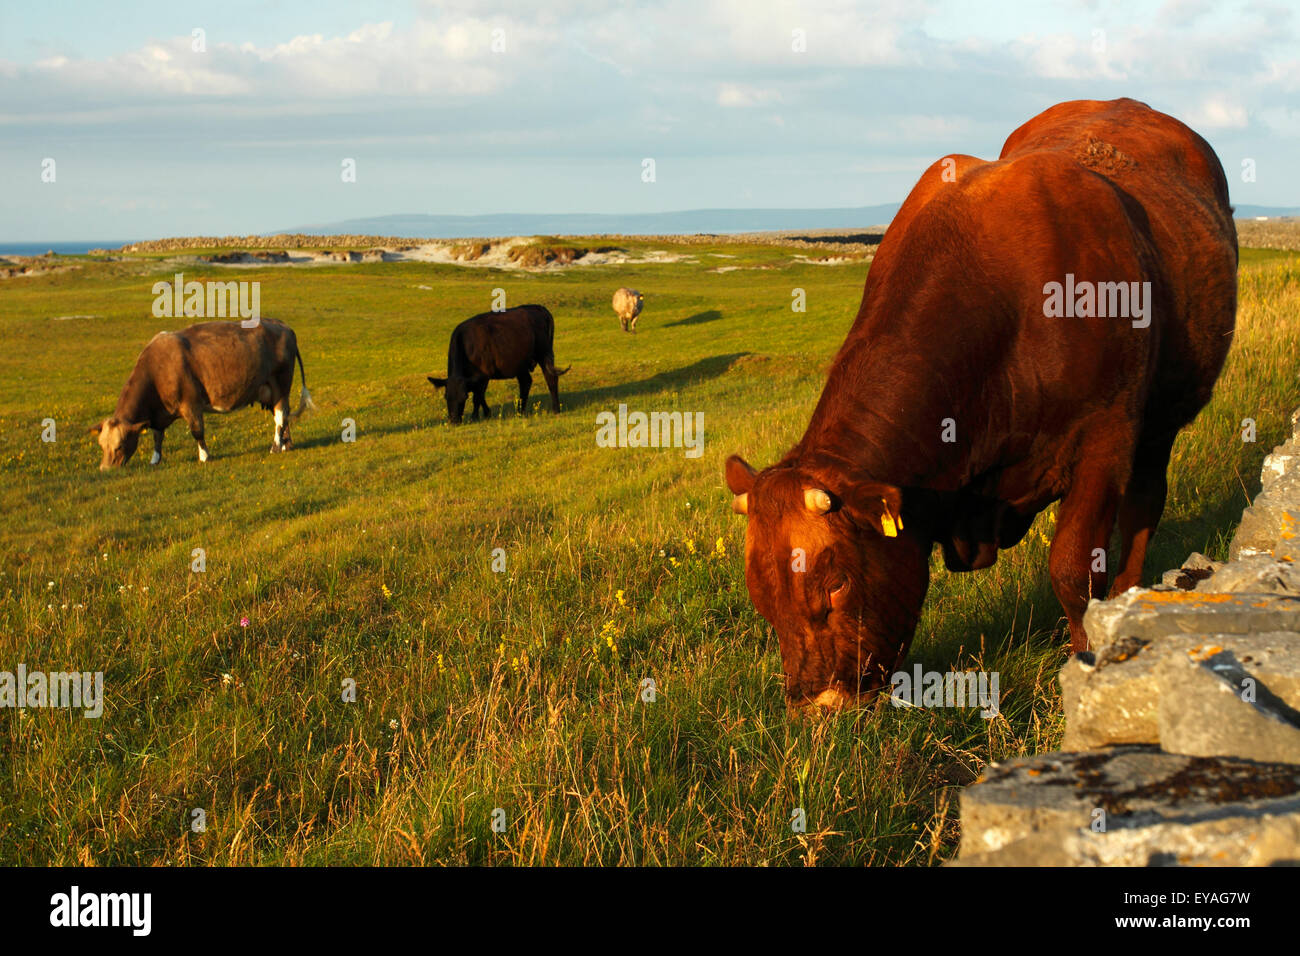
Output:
[1193,553,1300,595]
[1161,552,1221,590]
[1229,469,1300,560]
[1061,636,1163,750]
[956,747,1300,866]
[1082,589,1300,654]
[1262,442,1300,490]
[1156,648,1300,764]
[1061,632,1300,750]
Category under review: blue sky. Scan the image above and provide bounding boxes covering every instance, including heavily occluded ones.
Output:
[2,0,1297,240]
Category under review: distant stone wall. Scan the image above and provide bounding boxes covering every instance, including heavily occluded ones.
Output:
[104,230,884,256]
[955,410,1300,866]
[110,235,425,254]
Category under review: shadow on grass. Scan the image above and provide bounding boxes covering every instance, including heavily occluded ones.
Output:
[288,416,445,449]
[561,353,750,411]
[663,310,723,328]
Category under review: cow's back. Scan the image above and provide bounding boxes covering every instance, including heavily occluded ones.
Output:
[999,98,1237,427]
[807,98,1236,499]
[455,305,554,380]
[151,320,296,410]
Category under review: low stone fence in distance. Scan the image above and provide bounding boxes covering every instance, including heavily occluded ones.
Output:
[955,411,1300,865]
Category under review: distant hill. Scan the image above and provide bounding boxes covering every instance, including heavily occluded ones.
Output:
[272,205,904,240]
[274,201,1298,241]
[1234,205,1300,219]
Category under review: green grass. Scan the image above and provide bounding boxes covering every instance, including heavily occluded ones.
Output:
[1,241,1297,865]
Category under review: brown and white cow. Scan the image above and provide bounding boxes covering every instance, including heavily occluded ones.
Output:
[726,98,1237,711]
[91,319,314,469]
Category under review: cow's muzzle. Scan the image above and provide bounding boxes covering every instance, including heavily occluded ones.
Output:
[788,684,856,717]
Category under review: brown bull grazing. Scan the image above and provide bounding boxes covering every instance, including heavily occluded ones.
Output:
[428,304,569,424]
[725,98,1237,711]
[91,319,313,469]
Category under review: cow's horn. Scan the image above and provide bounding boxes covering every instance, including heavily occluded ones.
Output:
[805,489,833,514]
[732,493,749,515]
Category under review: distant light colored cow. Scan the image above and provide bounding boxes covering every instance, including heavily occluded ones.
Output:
[612,287,644,333]
[90,319,314,469]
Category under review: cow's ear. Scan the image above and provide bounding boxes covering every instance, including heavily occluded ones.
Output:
[726,455,756,515]
[126,420,149,435]
[840,481,905,537]
[428,377,447,389]
[725,455,757,495]
[88,422,103,436]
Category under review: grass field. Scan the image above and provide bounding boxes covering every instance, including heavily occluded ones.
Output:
[1,239,1298,865]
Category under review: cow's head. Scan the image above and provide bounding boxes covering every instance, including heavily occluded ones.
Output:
[725,454,930,712]
[90,418,148,469]
[427,376,467,424]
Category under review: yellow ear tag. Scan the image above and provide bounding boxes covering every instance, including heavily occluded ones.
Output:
[880,499,901,537]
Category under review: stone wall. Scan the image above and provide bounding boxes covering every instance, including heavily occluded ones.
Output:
[955,412,1300,866]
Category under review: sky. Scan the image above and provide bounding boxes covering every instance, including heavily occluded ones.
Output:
[1,0,1297,241]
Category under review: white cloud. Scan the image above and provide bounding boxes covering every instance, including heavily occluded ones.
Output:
[5,15,550,103]
[2,0,1298,240]
[1188,96,1249,129]
[717,83,782,108]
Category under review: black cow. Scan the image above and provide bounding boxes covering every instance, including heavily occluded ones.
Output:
[427,304,569,424]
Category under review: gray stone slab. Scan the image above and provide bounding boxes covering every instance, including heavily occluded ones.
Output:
[1083,589,1300,653]
[956,747,1300,866]
[1157,649,1300,764]
[1229,470,1300,560]
[1193,554,1300,595]
[1061,632,1300,750]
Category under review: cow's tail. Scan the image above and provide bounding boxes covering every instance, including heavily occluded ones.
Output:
[539,310,570,377]
[291,349,316,420]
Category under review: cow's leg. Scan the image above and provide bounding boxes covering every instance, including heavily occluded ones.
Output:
[472,384,489,421]
[150,428,164,465]
[182,407,209,462]
[1109,430,1177,597]
[542,366,561,413]
[271,397,292,452]
[629,313,638,333]
[1048,451,1127,654]
[517,373,532,414]
[620,315,629,332]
